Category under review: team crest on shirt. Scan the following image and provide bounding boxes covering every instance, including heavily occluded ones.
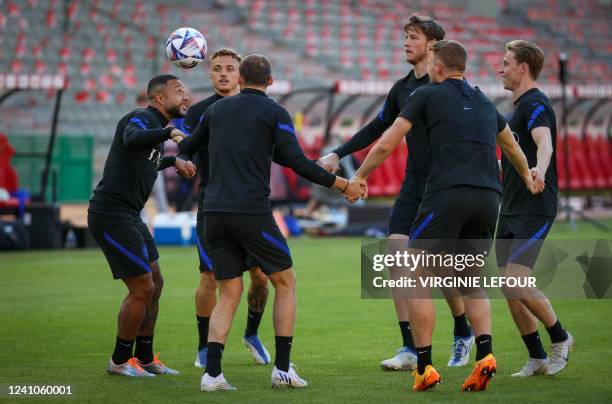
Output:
[147,148,162,168]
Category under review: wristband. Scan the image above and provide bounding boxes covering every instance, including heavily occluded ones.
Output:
[341,179,349,193]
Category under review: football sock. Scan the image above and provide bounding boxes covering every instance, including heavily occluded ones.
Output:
[197,315,209,350]
[475,334,493,361]
[205,342,224,378]
[274,336,293,372]
[416,345,432,375]
[112,336,134,365]
[546,320,568,343]
[245,309,263,337]
[398,321,415,350]
[522,331,547,359]
[453,313,472,338]
[134,334,154,364]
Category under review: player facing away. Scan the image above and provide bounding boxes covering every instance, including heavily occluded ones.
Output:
[318,14,474,370]
[183,48,272,369]
[496,40,574,377]
[177,54,365,391]
[88,75,196,377]
[346,40,541,392]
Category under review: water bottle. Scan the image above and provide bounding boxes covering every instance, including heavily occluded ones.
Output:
[66,229,77,249]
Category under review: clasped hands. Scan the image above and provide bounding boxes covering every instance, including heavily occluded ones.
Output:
[168,128,196,178]
[527,167,546,195]
[175,158,196,178]
[317,152,368,203]
[343,176,368,203]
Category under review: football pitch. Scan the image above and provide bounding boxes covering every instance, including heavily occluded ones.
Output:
[1,219,611,402]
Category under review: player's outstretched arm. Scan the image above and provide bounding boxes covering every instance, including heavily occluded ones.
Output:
[318,118,391,173]
[354,117,412,180]
[497,125,540,194]
[157,156,176,170]
[155,156,195,178]
[177,112,210,161]
[318,96,398,174]
[273,115,364,198]
[123,113,174,150]
[531,126,553,190]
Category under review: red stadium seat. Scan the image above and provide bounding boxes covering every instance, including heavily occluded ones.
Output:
[10,59,22,74]
[66,2,77,20]
[95,90,110,103]
[80,62,90,76]
[122,74,137,88]
[584,135,608,189]
[46,9,56,28]
[84,78,96,90]
[74,91,90,103]
[594,137,612,187]
[7,1,20,17]
[106,49,118,63]
[115,92,127,104]
[59,46,71,60]
[57,61,68,76]
[34,59,46,74]
[99,74,114,88]
[32,44,42,58]
[83,48,94,62]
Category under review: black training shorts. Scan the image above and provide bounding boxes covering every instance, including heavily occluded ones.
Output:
[408,185,501,254]
[388,192,421,237]
[495,214,554,269]
[88,210,159,279]
[203,213,293,280]
[196,213,260,273]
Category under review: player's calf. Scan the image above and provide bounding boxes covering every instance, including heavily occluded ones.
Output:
[243,267,270,364]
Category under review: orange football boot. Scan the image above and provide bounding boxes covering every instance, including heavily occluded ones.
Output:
[412,365,442,391]
[461,353,496,392]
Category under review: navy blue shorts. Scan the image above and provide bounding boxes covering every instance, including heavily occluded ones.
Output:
[495,214,554,269]
[203,213,292,280]
[88,211,158,279]
[196,213,259,273]
[408,186,500,255]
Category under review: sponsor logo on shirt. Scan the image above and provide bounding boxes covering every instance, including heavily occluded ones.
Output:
[148,149,162,168]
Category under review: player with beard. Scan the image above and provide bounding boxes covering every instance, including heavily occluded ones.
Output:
[88,75,195,377]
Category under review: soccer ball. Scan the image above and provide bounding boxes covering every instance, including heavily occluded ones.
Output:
[165,27,207,69]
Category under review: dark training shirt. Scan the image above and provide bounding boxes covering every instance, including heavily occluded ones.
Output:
[399,79,506,195]
[178,88,336,214]
[333,70,431,198]
[89,106,175,215]
[501,88,558,216]
[183,93,224,212]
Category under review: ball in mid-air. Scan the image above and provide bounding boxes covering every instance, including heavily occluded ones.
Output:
[165,27,207,69]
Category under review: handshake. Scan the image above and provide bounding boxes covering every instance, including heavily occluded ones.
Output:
[525,167,546,195]
[168,128,196,179]
[175,158,196,179]
[317,152,367,203]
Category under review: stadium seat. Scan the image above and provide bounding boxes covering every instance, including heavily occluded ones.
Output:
[584,135,607,189]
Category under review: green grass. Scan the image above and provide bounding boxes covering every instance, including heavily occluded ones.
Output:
[1,219,611,402]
